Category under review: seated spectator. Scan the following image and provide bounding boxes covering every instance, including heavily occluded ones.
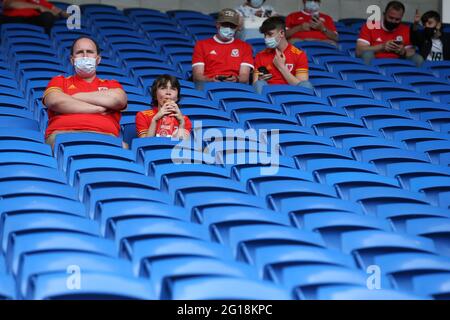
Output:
[356,1,423,66]
[235,0,278,40]
[192,8,254,90]
[411,10,450,61]
[253,16,312,94]
[43,36,128,149]
[0,0,69,35]
[286,0,338,46]
[135,75,191,139]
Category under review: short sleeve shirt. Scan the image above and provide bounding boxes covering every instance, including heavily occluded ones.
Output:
[43,75,123,138]
[255,43,309,84]
[192,36,254,78]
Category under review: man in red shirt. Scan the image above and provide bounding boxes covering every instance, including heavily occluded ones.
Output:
[192,8,254,90]
[1,0,68,34]
[43,36,128,149]
[356,1,423,66]
[253,16,312,94]
[285,0,338,46]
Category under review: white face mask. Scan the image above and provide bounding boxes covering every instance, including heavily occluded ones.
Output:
[74,57,97,77]
[305,1,320,13]
[219,26,236,40]
[250,0,264,8]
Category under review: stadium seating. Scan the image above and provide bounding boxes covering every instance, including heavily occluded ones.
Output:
[0,3,449,300]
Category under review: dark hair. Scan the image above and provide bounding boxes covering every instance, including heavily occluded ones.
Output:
[70,36,101,55]
[421,10,441,25]
[385,1,405,13]
[259,16,286,34]
[151,74,181,106]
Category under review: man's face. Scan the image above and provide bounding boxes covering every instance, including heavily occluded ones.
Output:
[425,18,439,28]
[70,38,100,66]
[384,8,404,25]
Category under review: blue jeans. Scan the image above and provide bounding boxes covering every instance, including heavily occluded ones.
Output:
[361,50,424,67]
[253,79,314,94]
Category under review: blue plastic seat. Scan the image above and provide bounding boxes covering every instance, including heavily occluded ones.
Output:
[6,231,116,275]
[252,244,356,278]
[1,213,100,253]
[0,180,76,201]
[59,144,135,173]
[283,264,373,299]
[412,272,450,299]
[67,158,145,186]
[112,217,209,256]
[374,252,450,292]
[131,237,234,275]
[406,218,450,256]
[316,284,425,300]
[28,272,154,300]
[18,251,134,299]
[0,274,15,300]
[0,116,39,131]
[341,230,437,268]
[161,276,290,300]
[145,256,257,298]
[97,199,189,237]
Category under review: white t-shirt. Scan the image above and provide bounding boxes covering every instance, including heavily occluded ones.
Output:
[235,4,276,18]
[235,4,277,40]
[427,38,444,61]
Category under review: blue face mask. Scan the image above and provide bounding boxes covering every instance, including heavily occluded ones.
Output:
[265,35,279,49]
[219,26,236,40]
[305,1,320,13]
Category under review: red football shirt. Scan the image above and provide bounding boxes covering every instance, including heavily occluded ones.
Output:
[3,0,55,17]
[135,107,192,138]
[255,43,309,84]
[286,10,337,41]
[358,21,413,59]
[192,36,254,78]
[43,75,124,138]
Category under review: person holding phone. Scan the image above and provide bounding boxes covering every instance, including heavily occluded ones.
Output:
[1,0,69,35]
[356,1,423,66]
[285,0,338,46]
[253,16,312,94]
[135,75,191,139]
[192,8,254,90]
[411,10,450,61]
[235,0,278,40]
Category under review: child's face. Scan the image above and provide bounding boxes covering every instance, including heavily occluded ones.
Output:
[156,82,178,107]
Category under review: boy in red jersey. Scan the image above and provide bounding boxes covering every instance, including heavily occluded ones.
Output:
[192,8,254,90]
[356,1,423,66]
[253,16,313,94]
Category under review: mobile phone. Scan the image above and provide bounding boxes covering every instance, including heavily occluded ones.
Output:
[393,40,403,45]
[217,75,229,81]
[258,66,269,75]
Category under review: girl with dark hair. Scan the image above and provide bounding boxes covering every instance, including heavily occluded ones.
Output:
[135,75,192,139]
